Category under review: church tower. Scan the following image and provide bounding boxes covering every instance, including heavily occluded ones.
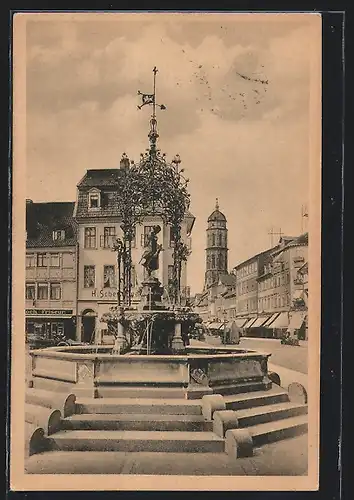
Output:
[204,199,228,289]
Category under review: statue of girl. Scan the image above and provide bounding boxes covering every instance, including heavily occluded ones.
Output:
[139,225,163,277]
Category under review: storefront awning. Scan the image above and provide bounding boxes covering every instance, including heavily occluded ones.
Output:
[288,311,306,330]
[263,313,280,327]
[269,312,289,329]
[234,318,249,328]
[207,322,224,330]
[243,317,257,329]
[250,316,271,328]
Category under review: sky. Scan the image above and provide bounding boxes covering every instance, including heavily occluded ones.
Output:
[24,13,320,294]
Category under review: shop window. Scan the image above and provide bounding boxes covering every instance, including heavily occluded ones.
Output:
[50,283,61,300]
[26,322,35,334]
[84,265,95,288]
[26,254,36,268]
[103,265,116,288]
[51,322,64,335]
[37,253,48,267]
[25,283,36,300]
[50,253,60,267]
[84,227,96,249]
[37,283,48,300]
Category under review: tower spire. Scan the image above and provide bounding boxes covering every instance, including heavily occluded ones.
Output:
[137,67,166,157]
[215,198,219,210]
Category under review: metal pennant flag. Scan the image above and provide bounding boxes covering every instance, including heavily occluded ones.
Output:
[137,91,155,109]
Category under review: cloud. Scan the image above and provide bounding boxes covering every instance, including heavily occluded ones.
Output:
[25,14,317,293]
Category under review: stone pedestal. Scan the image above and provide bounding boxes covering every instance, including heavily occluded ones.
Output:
[112,321,126,354]
[140,277,164,310]
[171,321,185,354]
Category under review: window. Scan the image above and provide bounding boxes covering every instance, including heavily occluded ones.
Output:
[168,265,174,281]
[142,226,153,247]
[84,266,95,288]
[26,254,36,268]
[50,283,61,300]
[103,265,116,288]
[102,227,116,248]
[131,225,136,248]
[53,230,65,241]
[84,227,96,248]
[212,234,215,246]
[26,283,35,300]
[211,255,215,268]
[88,191,100,209]
[169,227,175,247]
[131,265,137,287]
[50,253,60,267]
[37,253,48,267]
[218,233,222,246]
[37,283,48,300]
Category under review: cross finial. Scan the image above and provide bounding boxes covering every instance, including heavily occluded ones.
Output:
[215,198,219,210]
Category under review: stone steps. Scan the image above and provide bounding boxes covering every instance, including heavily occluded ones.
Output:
[76,398,202,416]
[45,430,225,453]
[223,387,290,410]
[62,413,213,432]
[235,402,308,427]
[249,415,308,446]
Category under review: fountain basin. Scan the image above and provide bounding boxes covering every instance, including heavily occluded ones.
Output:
[29,345,273,399]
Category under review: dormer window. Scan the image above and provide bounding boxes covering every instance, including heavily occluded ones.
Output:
[53,229,65,241]
[88,189,101,210]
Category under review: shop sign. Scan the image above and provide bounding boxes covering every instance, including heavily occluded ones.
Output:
[91,289,118,299]
[25,309,73,316]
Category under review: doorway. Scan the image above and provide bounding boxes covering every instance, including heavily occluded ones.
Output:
[81,310,96,343]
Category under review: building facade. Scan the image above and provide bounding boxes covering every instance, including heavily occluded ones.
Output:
[74,167,195,342]
[204,199,228,289]
[234,248,276,324]
[25,200,77,339]
[234,234,308,338]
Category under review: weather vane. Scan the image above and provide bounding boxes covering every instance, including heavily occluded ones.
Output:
[137,67,166,115]
[137,67,166,155]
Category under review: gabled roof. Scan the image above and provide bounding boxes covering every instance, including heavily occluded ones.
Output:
[76,168,196,224]
[26,201,77,248]
[77,169,123,188]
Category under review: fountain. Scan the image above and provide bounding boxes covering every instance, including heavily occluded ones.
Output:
[28,68,273,400]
